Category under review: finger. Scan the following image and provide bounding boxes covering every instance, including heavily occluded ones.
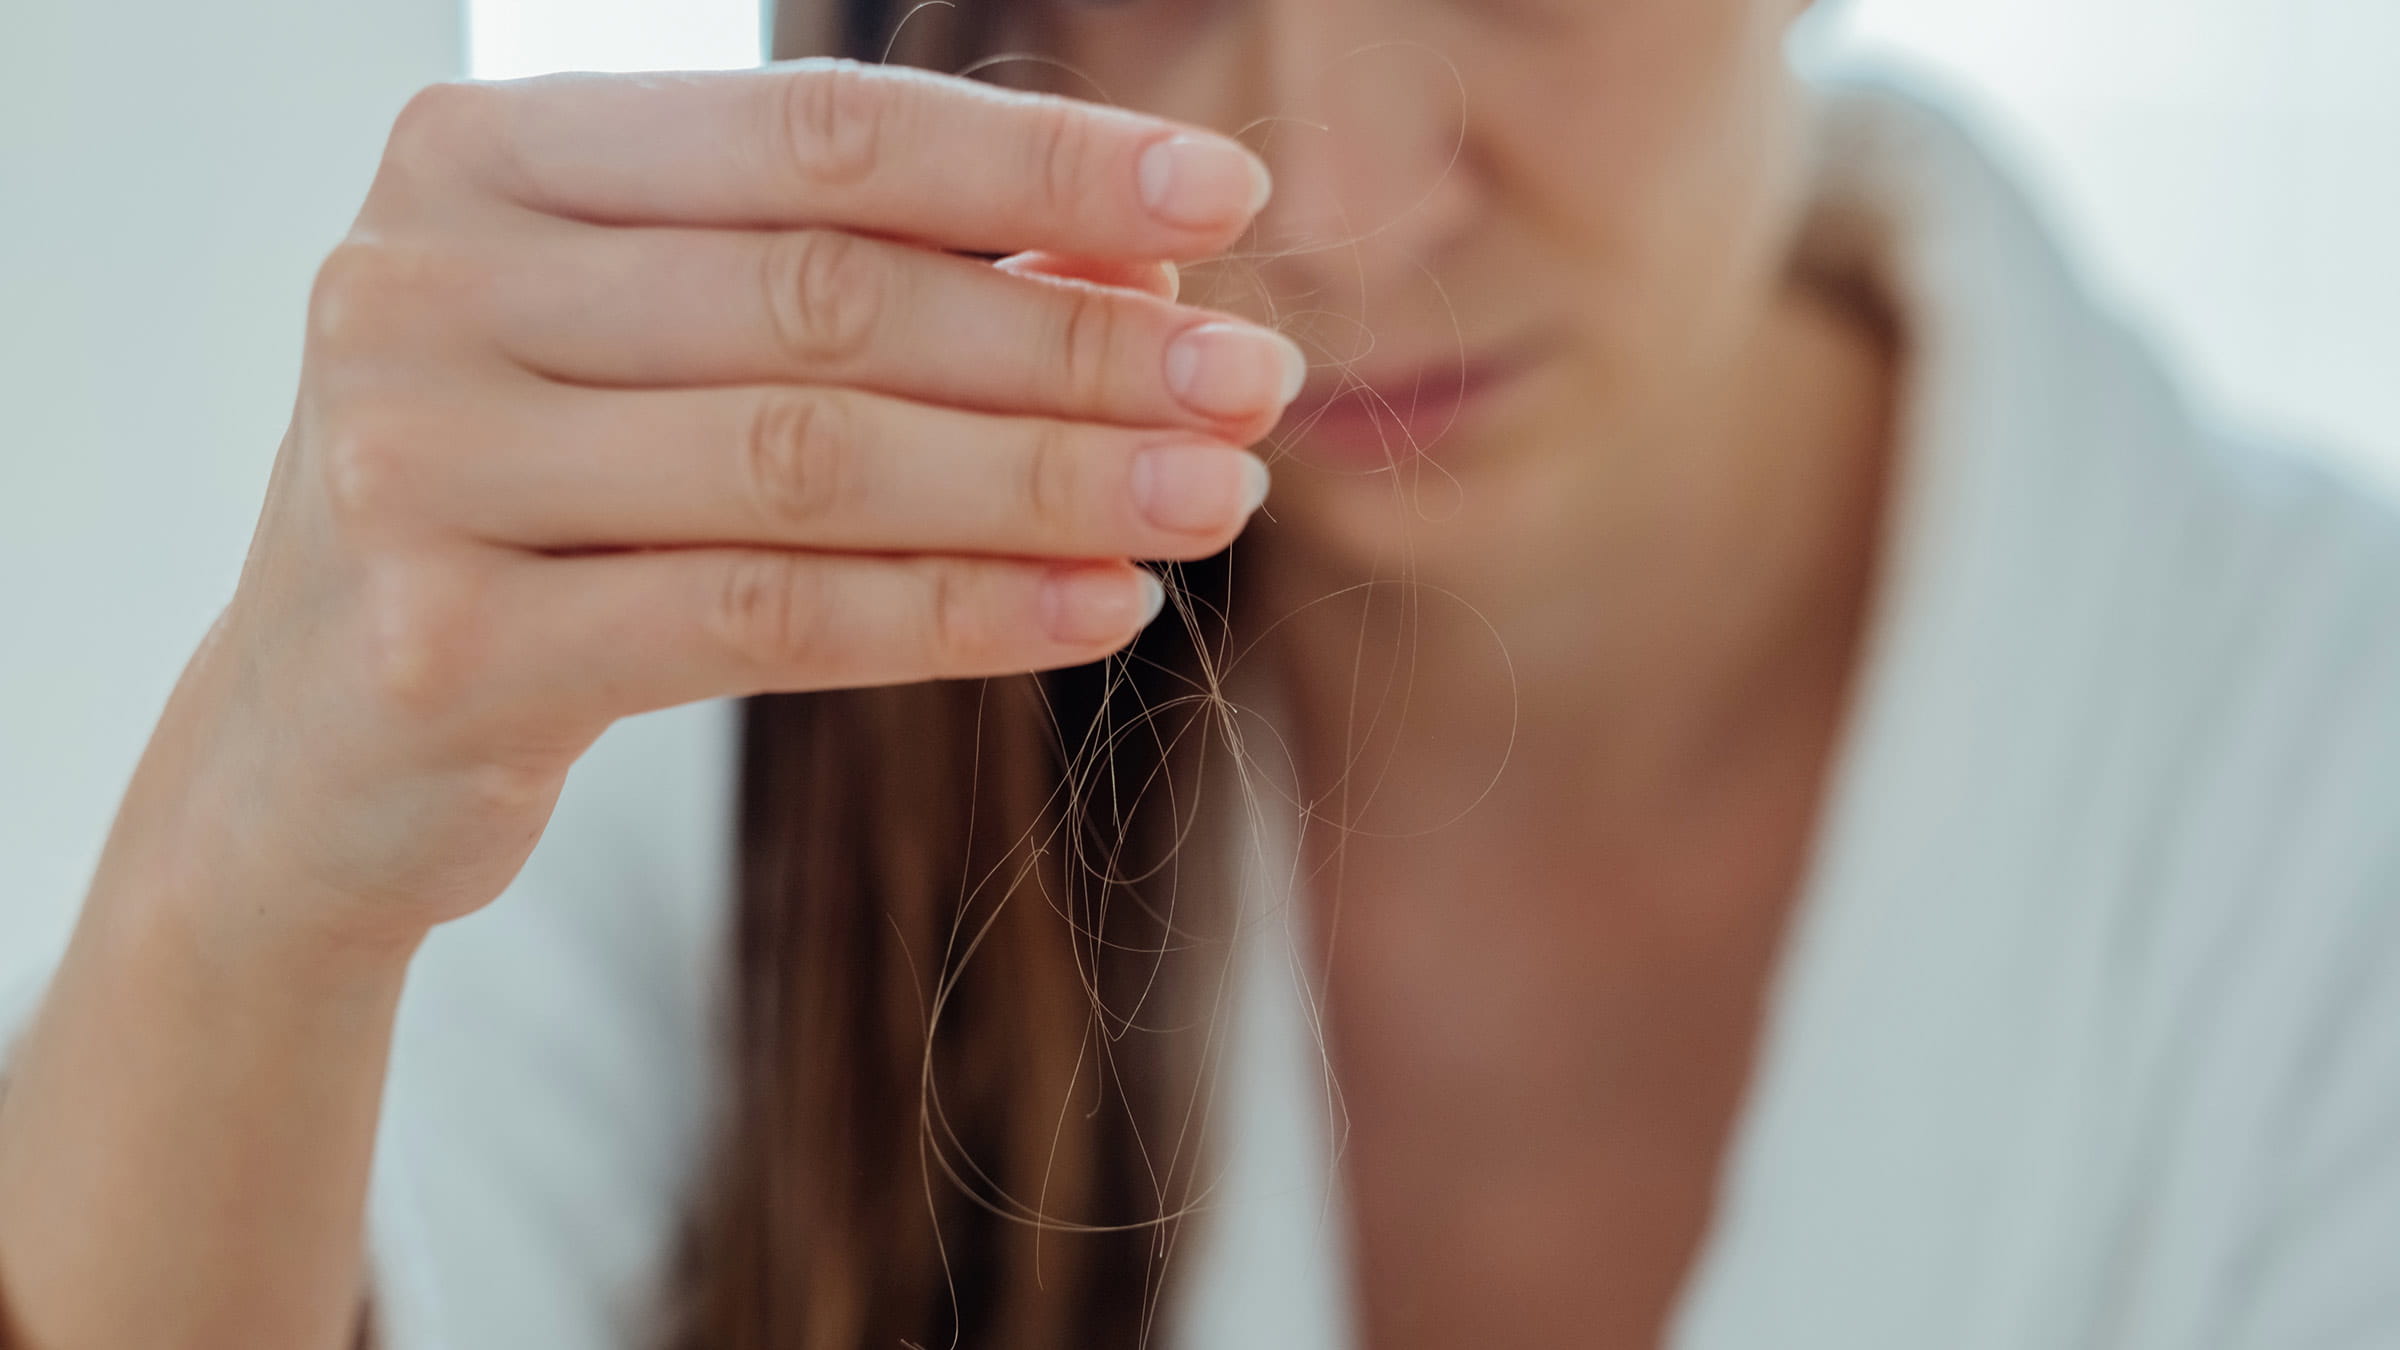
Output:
[493,549,1165,723]
[436,382,1270,561]
[997,253,1180,303]
[442,61,1269,259]
[489,223,1307,438]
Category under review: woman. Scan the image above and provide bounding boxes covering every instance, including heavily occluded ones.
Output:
[6,0,2400,1345]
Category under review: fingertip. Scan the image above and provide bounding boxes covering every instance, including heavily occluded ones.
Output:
[1041,563,1161,648]
[1137,133,1273,234]
[1138,569,1168,626]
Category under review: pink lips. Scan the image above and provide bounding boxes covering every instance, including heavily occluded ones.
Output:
[1279,352,1522,469]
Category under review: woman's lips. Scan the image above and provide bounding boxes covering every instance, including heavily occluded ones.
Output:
[1278,351,1526,469]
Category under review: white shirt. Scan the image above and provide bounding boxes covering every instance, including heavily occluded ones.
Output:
[12,71,2400,1349]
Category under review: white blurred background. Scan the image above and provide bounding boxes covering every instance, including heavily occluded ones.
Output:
[4,0,2396,970]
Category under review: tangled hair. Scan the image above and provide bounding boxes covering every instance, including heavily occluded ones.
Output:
[663,8,1248,1347]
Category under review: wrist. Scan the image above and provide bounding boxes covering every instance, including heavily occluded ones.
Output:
[77,840,429,1014]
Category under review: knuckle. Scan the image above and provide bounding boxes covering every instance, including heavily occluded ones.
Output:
[386,81,493,174]
[761,228,884,368]
[918,559,989,670]
[318,403,422,525]
[1019,419,1084,536]
[743,390,854,531]
[307,238,476,356]
[358,557,487,716]
[771,58,886,191]
[714,552,828,671]
[1026,100,1095,221]
[1052,282,1120,410]
[306,242,396,355]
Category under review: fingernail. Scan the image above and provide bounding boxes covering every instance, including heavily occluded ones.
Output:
[1241,455,1272,513]
[1139,134,1273,230]
[1277,334,1307,403]
[1044,567,1160,646]
[1166,323,1311,420]
[1133,443,1273,535]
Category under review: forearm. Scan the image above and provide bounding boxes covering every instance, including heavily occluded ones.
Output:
[0,852,418,1350]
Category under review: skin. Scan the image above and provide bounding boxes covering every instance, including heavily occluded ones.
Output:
[0,64,1295,1349]
[1026,0,1895,1344]
[0,0,1898,1345]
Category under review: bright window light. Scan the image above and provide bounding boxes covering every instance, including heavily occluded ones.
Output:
[468,0,763,80]
[1827,0,2400,482]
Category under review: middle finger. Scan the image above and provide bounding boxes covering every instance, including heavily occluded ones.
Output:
[485,220,1307,440]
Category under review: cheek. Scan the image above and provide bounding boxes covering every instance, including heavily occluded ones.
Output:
[1008,2,1244,121]
[1477,4,1805,359]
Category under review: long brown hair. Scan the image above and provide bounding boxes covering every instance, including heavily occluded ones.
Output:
[663,10,1245,1345]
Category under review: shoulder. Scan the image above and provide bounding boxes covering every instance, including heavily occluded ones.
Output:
[1806,52,2400,1117]
[2104,439,2400,1340]
[1817,63,2400,884]
[2129,428,2400,848]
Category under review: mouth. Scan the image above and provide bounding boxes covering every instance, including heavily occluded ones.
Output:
[1277,346,1534,470]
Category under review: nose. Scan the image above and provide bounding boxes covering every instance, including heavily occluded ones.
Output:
[1231,0,1478,302]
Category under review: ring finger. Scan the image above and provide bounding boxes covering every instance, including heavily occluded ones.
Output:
[429,379,1272,560]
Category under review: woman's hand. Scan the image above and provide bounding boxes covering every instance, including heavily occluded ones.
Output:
[149,60,1299,947]
[0,62,1303,1350]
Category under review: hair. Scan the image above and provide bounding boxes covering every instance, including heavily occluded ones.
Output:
[661,8,1247,1347]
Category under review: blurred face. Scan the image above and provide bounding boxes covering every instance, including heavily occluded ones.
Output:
[1009,0,1819,577]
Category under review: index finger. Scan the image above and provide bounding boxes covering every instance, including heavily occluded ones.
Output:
[451,60,1271,260]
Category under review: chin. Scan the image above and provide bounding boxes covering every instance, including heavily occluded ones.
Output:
[1256,401,1592,592]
